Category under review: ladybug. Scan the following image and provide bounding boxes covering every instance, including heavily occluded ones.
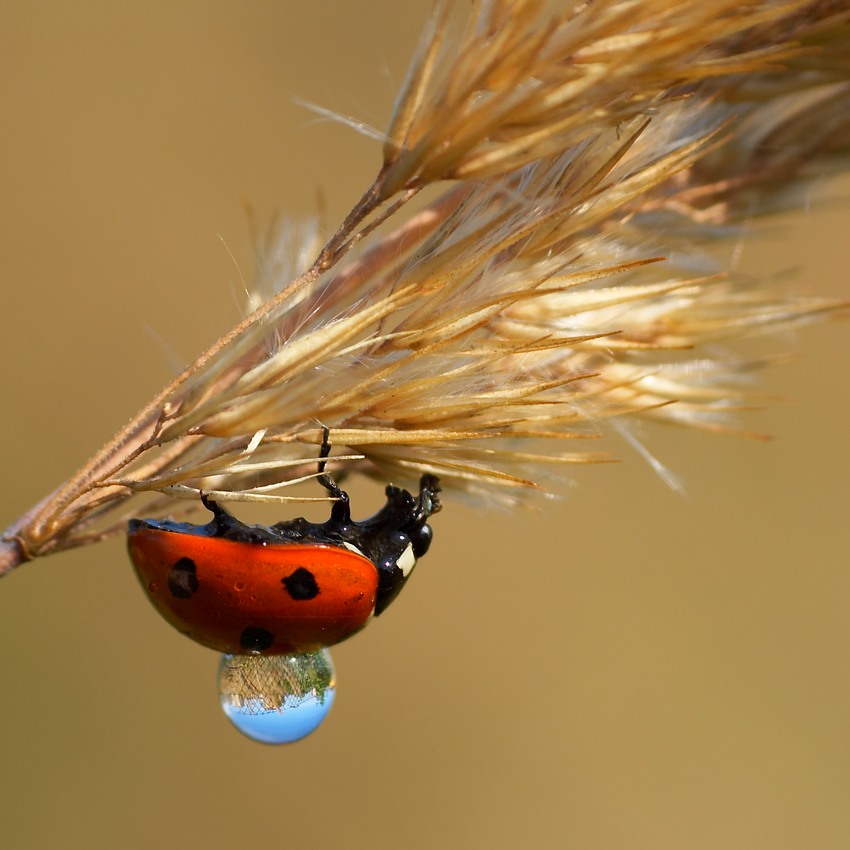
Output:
[127,432,441,655]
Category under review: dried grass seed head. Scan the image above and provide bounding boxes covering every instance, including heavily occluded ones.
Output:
[1,0,849,568]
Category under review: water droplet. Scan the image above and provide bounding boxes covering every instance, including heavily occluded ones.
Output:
[217,650,336,744]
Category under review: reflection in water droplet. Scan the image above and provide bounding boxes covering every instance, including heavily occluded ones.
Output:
[218,650,335,744]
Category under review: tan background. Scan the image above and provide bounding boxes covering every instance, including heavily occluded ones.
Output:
[1,3,849,849]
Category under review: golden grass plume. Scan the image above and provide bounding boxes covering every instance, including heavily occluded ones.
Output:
[1,0,849,572]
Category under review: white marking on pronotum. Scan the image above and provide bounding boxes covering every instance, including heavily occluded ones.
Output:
[342,541,367,559]
[396,543,416,577]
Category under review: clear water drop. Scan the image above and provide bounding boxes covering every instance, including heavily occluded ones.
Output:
[218,649,336,745]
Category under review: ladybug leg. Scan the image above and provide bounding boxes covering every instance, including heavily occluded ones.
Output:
[316,426,351,524]
[414,474,442,523]
[199,492,245,536]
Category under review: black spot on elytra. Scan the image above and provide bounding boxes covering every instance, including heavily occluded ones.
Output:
[240,627,274,652]
[282,567,319,600]
[168,558,199,599]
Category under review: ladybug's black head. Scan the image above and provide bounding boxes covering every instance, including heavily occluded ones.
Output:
[350,474,441,616]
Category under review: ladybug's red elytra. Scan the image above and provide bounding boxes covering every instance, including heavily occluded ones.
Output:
[127,434,441,655]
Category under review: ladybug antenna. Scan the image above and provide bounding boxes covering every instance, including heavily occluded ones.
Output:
[316,427,350,524]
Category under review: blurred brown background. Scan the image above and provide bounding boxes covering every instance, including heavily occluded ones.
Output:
[1,3,848,849]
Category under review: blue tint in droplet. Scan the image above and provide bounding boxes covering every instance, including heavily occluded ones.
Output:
[218,650,336,745]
